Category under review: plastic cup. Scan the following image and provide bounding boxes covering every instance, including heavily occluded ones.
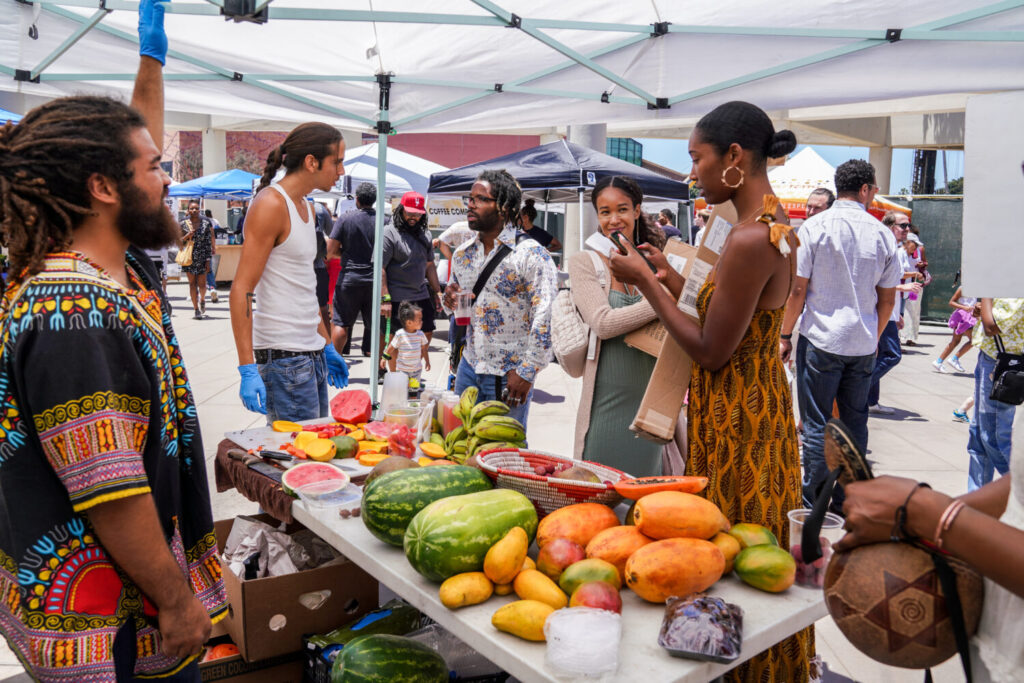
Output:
[454,291,473,326]
[384,406,420,429]
[788,509,845,588]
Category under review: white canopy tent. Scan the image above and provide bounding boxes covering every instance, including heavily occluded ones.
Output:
[2,0,1022,399]
[322,142,448,197]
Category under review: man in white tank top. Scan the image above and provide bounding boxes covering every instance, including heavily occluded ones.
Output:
[229,125,349,422]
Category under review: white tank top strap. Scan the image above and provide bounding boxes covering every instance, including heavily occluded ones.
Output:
[252,183,323,352]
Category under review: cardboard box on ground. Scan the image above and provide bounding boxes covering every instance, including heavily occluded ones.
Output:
[626,203,739,443]
[213,514,379,662]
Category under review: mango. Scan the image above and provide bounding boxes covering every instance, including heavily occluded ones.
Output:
[536,503,619,548]
[357,440,388,454]
[728,523,779,549]
[484,527,529,585]
[328,434,358,459]
[569,580,622,614]
[293,431,320,451]
[558,558,621,595]
[536,538,585,580]
[271,420,303,433]
[304,438,337,462]
[710,532,742,573]
[512,569,567,610]
[734,545,796,593]
[625,538,725,603]
[585,526,655,582]
[347,429,365,441]
[521,556,536,572]
[491,600,555,641]
[633,491,724,540]
[439,572,493,609]
[494,582,513,596]
[419,442,446,459]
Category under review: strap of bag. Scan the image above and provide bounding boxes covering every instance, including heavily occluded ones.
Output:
[585,251,609,362]
[929,552,974,683]
[994,334,1006,356]
[472,244,513,298]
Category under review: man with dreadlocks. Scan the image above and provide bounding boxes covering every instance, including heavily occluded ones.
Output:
[0,3,227,680]
[442,169,558,426]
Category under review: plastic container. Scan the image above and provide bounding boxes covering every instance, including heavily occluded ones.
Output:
[544,607,620,678]
[294,480,358,510]
[440,391,461,436]
[384,406,420,429]
[658,595,743,664]
[788,508,845,587]
[454,291,473,326]
[380,371,409,410]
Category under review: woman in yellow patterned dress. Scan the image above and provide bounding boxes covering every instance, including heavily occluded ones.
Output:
[608,101,816,682]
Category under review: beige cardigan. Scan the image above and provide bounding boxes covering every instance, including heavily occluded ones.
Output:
[567,250,658,460]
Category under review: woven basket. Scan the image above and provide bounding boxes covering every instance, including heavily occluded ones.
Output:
[477,448,628,517]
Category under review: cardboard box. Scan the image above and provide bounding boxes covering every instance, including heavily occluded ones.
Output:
[215,515,379,663]
[628,204,738,443]
[200,648,303,683]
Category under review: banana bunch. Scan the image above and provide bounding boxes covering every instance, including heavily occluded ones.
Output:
[442,387,528,462]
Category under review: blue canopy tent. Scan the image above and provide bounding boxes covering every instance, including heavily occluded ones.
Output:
[167,169,259,200]
[0,107,21,124]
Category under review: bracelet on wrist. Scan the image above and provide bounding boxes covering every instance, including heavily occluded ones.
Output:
[892,482,931,541]
[934,499,966,550]
[780,333,792,340]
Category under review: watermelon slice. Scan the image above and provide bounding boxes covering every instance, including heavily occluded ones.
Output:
[363,421,399,442]
[281,462,349,496]
[330,389,372,424]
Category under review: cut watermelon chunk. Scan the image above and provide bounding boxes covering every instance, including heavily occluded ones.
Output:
[330,389,372,424]
[281,462,349,496]
[363,421,399,442]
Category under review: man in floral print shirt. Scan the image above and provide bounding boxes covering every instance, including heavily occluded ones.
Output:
[443,170,558,426]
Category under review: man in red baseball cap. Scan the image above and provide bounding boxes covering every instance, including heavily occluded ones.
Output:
[379,191,443,363]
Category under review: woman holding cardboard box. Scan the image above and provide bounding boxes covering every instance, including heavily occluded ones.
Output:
[568,175,666,476]
[609,101,811,682]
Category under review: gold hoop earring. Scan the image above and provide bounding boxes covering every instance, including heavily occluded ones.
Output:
[721,166,744,189]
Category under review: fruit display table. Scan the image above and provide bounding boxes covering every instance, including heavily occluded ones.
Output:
[291,500,828,682]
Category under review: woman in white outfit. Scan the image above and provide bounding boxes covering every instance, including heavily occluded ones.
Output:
[837,408,1024,681]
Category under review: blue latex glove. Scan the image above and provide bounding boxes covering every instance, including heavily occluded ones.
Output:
[139,0,168,65]
[323,344,349,389]
[238,364,267,414]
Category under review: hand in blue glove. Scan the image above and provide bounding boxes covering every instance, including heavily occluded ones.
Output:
[238,364,267,414]
[139,0,168,65]
[323,344,349,389]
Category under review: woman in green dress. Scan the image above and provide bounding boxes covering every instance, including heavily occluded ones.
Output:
[568,176,666,476]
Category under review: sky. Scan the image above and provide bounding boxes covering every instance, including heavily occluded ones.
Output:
[637,138,964,195]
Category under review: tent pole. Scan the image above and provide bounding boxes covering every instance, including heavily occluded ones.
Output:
[578,189,584,253]
[369,131,388,406]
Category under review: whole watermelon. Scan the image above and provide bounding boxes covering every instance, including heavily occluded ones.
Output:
[361,466,492,546]
[330,634,447,683]
[404,489,538,582]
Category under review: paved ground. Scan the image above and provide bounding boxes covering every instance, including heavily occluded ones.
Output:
[1,281,983,681]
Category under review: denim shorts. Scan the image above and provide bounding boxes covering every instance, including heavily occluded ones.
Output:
[257,351,328,424]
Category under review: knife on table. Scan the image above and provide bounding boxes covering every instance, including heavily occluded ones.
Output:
[260,449,362,474]
[227,448,283,483]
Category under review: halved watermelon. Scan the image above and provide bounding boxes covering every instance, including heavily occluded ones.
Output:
[281,461,349,496]
[330,389,372,424]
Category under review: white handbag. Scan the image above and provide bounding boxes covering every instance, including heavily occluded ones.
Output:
[551,251,608,378]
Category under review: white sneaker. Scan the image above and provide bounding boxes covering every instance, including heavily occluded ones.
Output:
[868,404,895,415]
[210,289,219,303]
[949,357,966,373]
[932,359,948,373]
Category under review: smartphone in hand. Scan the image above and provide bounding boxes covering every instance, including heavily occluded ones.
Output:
[610,231,657,274]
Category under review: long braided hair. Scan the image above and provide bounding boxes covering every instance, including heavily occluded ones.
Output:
[257,122,341,193]
[476,169,522,229]
[0,96,145,281]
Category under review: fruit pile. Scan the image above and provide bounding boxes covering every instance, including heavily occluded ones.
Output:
[421,388,526,465]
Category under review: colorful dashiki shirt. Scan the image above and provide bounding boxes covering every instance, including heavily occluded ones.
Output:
[449,225,558,382]
[0,250,227,681]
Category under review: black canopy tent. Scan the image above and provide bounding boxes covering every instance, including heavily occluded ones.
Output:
[428,140,689,250]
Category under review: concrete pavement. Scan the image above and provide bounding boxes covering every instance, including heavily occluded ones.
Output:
[0,281,985,681]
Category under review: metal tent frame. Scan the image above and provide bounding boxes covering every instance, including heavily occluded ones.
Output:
[4,0,1023,400]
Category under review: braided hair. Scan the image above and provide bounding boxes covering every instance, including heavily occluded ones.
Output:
[476,169,522,229]
[590,176,667,250]
[0,96,145,281]
[257,122,342,193]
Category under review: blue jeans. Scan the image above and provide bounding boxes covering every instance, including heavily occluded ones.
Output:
[967,351,1014,490]
[206,268,216,290]
[258,351,328,424]
[454,358,533,431]
[868,320,902,407]
[796,337,875,509]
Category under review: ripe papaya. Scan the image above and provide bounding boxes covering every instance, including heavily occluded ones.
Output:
[536,503,619,548]
[624,537,725,603]
[585,526,655,582]
[633,491,724,540]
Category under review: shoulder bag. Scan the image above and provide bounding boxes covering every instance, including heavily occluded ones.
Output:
[551,251,608,379]
[448,244,512,373]
[989,335,1024,405]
